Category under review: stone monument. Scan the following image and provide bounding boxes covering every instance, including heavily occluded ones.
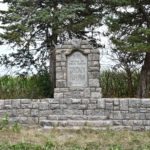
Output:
[54,39,102,99]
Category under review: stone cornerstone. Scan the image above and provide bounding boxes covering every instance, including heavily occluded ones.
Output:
[54,39,102,99]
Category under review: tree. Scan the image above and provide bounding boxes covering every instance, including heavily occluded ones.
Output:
[105,0,150,97]
[0,0,103,96]
[111,50,143,97]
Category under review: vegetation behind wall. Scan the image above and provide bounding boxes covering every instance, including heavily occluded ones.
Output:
[0,70,144,98]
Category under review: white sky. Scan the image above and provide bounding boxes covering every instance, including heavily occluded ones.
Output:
[0,2,117,76]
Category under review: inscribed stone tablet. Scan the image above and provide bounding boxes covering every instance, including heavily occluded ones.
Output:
[67,51,87,87]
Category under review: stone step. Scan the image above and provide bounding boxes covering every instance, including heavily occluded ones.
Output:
[40,120,113,128]
[47,115,108,120]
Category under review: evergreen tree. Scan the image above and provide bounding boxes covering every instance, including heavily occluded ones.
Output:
[0,0,103,95]
[105,0,150,97]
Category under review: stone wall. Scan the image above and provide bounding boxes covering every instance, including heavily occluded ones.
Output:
[0,98,150,130]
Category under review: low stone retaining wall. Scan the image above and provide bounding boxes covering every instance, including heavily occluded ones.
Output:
[0,98,150,130]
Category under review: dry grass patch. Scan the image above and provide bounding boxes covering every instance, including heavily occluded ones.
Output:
[0,127,150,149]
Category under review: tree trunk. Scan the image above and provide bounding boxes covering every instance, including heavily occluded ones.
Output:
[126,69,134,97]
[49,46,56,97]
[46,27,57,97]
[136,52,150,98]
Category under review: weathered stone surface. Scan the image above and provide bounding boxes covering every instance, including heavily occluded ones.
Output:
[31,109,39,117]
[89,79,99,87]
[67,51,87,87]
[1,98,150,130]
[0,101,4,109]
[12,100,20,108]
[91,92,101,98]
[71,99,81,104]
[120,100,128,111]
[39,102,49,110]
[54,93,63,99]
[56,80,66,88]
[83,88,91,98]
[54,39,101,99]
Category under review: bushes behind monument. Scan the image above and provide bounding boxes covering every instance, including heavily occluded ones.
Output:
[100,70,140,98]
[0,70,141,98]
[0,72,52,99]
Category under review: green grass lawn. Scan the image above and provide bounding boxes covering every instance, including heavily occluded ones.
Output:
[0,127,150,150]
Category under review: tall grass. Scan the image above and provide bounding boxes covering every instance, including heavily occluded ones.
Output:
[0,72,52,99]
[0,70,141,99]
[100,70,140,98]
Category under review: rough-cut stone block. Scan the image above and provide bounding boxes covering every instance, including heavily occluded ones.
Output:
[81,44,92,49]
[61,62,66,66]
[91,92,101,98]
[4,105,12,109]
[82,99,89,104]
[20,99,31,104]
[0,101,4,109]
[145,113,150,119]
[56,80,66,88]
[129,99,141,107]
[97,100,105,109]
[120,100,128,111]
[89,67,99,72]
[56,62,61,67]
[56,72,64,80]
[143,120,150,126]
[124,113,135,120]
[50,104,60,110]
[12,100,20,108]
[89,79,99,87]
[113,111,123,120]
[105,103,113,110]
[114,100,120,106]
[39,102,49,110]
[88,104,97,109]
[78,104,87,110]
[141,99,150,108]
[39,110,51,116]
[84,88,91,98]
[134,113,145,120]
[32,102,39,109]
[113,120,123,126]
[23,109,31,117]
[71,99,81,104]
[56,67,61,71]
[31,109,39,117]
[83,49,91,54]
[54,93,63,99]
[92,54,99,61]
[63,109,83,115]
[21,104,32,109]
[56,54,61,61]
[62,45,73,49]
[132,126,145,131]
[140,108,147,113]
[4,100,12,105]
[129,108,139,113]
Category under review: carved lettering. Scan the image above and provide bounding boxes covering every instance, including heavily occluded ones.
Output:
[67,51,87,87]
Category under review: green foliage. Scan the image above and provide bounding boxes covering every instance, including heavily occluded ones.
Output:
[12,122,21,133]
[0,72,52,99]
[100,70,140,97]
[0,0,103,73]
[109,144,122,150]
[0,113,9,130]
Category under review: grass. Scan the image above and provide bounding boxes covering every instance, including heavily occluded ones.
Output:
[0,128,150,149]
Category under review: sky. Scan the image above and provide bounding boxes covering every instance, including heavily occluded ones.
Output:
[0,2,117,76]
